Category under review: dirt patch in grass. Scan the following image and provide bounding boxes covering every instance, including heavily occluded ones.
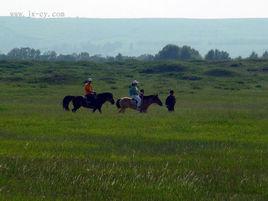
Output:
[204,69,238,77]
[140,63,186,74]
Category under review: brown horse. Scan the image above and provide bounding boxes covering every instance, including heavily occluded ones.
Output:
[116,95,163,113]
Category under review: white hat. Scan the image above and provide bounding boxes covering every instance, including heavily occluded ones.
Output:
[132,80,139,84]
[87,78,92,82]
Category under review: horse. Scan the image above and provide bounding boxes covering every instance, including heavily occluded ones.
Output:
[62,92,115,113]
[116,95,163,113]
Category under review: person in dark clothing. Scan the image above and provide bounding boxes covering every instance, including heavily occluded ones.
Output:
[165,90,176,112]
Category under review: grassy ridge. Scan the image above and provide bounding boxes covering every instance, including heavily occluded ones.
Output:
[0,60,268,200]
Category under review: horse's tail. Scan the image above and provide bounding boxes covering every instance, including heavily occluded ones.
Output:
[116,99,121,109]
[63,96,75,111]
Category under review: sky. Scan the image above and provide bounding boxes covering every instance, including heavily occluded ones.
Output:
[1,0,268,18]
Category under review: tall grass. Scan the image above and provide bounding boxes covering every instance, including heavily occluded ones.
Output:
[0,60,267,200]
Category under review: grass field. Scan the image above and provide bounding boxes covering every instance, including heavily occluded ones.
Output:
[0,60,268,200]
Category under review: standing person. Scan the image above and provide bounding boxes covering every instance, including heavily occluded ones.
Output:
[129,80,141,109]
[84,78,95,104]
[165,90,176,112]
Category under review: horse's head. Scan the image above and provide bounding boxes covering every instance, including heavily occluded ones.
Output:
[97,92,115,105]
[152,94,163,106]
[107,93,115,105]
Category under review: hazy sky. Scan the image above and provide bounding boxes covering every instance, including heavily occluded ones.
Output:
[1,0,268,18]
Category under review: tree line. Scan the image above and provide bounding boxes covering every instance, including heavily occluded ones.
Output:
[0,45,268,62]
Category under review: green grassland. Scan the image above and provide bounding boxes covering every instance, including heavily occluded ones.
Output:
[0,59,268,200]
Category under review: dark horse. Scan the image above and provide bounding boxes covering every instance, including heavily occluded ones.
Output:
[63,92,115,113]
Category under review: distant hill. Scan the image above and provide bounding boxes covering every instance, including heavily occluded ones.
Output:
[0,17,268,57]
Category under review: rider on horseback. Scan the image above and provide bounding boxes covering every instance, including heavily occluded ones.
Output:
[84,78,96,104]
[129,80,141,109]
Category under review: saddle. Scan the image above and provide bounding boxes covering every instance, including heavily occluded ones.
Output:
[85,94,96,106]
[131,98,140,109]
[131,98,138,105]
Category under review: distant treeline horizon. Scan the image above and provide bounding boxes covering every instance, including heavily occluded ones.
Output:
[1,17,268,57]
[1,44,268,62]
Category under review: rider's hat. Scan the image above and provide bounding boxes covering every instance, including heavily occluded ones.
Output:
[132,80,139,84]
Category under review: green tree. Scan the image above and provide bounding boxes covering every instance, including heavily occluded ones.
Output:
[41,51,57,61]
[78,52,90,61]
[205,49,231,61]
[115,53,123,61]
[180,45,202,60]
[248,51,258,59]
[155,44,180,60]
[155,44,201,60]
[7,47,41,60]
[0,53,6,60]
[262,51,268,59]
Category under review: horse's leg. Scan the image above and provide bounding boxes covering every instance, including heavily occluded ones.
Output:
[119,107,125,113]
[72,99,81,112]
[92,103,100,113]
[72,104,81,112]
[143,106,148,113]
[93,105,100,113]
[141,108,147,113]
[98,107,102,113]
[72,107,77,112]
[118,104,123,113]
[72,101,77,112]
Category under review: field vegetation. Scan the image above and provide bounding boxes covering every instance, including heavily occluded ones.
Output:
[0,59,267,200]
